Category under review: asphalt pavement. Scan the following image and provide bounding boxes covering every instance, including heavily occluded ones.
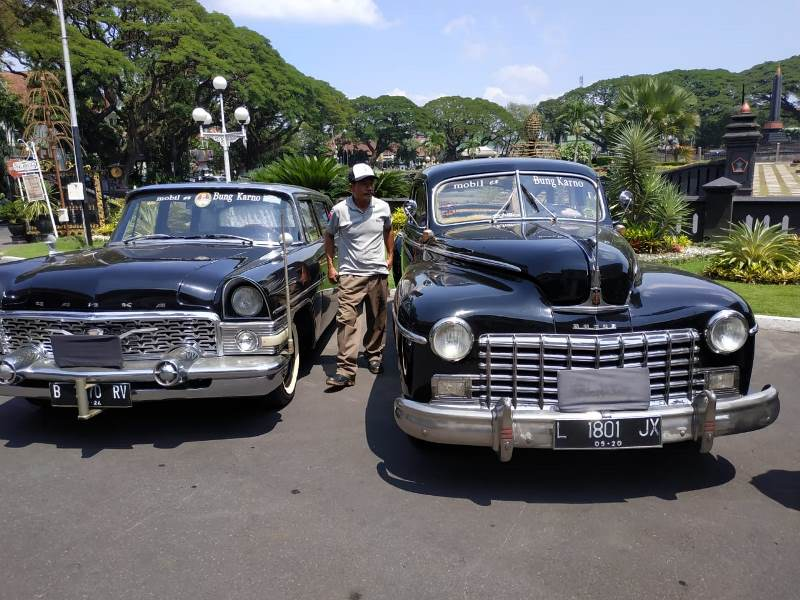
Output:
[0,321,797,600]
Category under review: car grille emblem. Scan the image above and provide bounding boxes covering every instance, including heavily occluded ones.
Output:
[86,328,104,336]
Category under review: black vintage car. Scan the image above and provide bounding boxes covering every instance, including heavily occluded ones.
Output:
[0,183,337,418]
[391,158,779,461]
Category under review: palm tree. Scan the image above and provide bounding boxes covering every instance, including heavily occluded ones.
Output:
[606,122,659,223]
[558,98,598,161]
[609,77,700,153]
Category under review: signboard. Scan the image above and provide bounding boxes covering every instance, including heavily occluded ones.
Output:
[5,159,38,178]
[21,174,47,202]
[58,208,70,223]
[67,182,85,201]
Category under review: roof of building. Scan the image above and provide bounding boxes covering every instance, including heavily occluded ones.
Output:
[0,72,28,104]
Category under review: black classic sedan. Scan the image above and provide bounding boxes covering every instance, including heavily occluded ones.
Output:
[0,183,337,418]
[391,158,779,461]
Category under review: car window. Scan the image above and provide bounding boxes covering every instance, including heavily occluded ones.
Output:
[414,182,427,225]
[433,173,600,224]
[166,201,192,235]
[434,175,518,224]
[114,191,300,243]
[121,199,158,238]
[298,200,321,242]
[311,200,331,229]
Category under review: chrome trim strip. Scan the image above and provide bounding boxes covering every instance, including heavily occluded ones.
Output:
[391,310,427,345]
[749,323,759,335]
[0,310,220,321]
[406,238,522,274]
[552,304,629,315]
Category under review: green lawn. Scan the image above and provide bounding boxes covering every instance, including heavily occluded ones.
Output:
[654,257,800,318]
[0,236,105,259]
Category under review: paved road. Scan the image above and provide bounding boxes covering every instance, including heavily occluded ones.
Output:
[0,325,797,600]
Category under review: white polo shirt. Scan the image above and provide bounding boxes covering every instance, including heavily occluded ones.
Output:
[327,196,391,276]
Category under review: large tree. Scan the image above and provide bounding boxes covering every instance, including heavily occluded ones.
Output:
[6,0,350,184]
[349,95,429,165]
[423,96,517,161]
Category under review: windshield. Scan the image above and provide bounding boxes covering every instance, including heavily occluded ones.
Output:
[111,190,300,244]
[433,173,601,225]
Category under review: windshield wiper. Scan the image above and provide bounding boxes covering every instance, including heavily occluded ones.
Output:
[183,233,254,245]
[490,190,521,223]
[122,233,176,245]
[520,183,559,223]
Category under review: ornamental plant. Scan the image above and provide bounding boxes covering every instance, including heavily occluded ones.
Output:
[704,221,800,284]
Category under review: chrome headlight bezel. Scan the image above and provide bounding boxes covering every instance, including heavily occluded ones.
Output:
[230,285,265,318]
[705,309,749,354]
[430,317,474,362]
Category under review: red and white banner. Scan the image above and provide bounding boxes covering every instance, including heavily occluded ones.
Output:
[5,159,39,178]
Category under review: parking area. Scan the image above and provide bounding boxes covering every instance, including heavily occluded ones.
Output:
[0,322,797,600]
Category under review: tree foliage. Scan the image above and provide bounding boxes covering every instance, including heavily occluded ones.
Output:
[5,0,350,185]
[536,55,800,147]
[348,95,429,165]
[423,96,517,161]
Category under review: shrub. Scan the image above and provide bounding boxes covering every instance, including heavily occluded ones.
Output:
[249,155,347,198]
[605,122,659,222]
[558,141,592,165]
[704,221,800,284]
[94,198,125,236]
[622,222,691,254]
[391,206,407,232]
[374,169,411,199]
[644,176,691,237]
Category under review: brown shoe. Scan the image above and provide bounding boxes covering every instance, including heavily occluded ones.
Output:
[326,373,355,388]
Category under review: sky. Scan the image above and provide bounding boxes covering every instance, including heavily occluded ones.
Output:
[198,0,799,106]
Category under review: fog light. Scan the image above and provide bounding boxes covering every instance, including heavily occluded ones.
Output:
[431,375,471,399]
[705,367,738,392]
[236,330,259,352]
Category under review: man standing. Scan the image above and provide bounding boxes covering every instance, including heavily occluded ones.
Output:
[324,163,393,388]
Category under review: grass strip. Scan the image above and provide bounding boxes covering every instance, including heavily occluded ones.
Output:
[653,257,800,317]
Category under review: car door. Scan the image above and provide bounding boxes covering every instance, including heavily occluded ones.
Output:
[309,197,338,333]
[296,196,333,341]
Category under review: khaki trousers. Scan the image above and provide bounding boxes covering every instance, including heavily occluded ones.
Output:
[335,274,388,378]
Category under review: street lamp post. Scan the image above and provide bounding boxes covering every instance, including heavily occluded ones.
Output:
[192,77,249,182]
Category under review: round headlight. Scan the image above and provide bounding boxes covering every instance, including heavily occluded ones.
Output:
[430,317,473,362]
[706,310,749,354]
[236,329,259,352]
[231,285,264,317]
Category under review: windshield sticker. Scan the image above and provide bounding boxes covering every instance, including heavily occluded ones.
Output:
[530,176,585,189]
[451,178,505,190]
[194,192,212,208]
[154,193,193,202]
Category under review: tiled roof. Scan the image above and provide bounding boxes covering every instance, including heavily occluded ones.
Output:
[0,72,28,105]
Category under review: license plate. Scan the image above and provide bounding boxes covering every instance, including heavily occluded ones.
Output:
[49,382,132,408]
[553,417,662,449]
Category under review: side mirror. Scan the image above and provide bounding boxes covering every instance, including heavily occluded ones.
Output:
[618,190,633,211]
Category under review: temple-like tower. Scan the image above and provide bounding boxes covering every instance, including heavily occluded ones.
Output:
[762,65,788,144]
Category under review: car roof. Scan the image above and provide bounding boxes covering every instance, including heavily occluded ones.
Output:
[422,158,598,189]
[127,182,330,201]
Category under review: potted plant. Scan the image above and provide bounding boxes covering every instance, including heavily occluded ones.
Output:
[23,195,59,238]
[0,196,30,242]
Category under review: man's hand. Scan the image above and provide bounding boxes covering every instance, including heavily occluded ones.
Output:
[328,266,339,284]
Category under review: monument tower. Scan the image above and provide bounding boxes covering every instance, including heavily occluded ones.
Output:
[762,65,788,144]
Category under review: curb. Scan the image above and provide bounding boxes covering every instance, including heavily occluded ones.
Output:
[755,314,800,334]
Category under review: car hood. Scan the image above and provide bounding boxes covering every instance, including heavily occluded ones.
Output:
[0,243,269,311]
[439,221,637,306]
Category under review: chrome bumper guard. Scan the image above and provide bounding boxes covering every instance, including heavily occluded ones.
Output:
[394,386,780,462]
[0,349,289,413]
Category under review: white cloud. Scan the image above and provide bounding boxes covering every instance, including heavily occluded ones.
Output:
[442,15,475,35]
[387,88,445,106]
[495,64,550,88]
[483,87,531,106]
[200,0,386,26]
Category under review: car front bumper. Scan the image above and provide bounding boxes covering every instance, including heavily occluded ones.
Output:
[0,353,289,405]
[394,386,780,461]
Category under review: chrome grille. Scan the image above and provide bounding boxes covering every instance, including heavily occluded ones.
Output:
[474,330,704,408]
[0,314,218,358]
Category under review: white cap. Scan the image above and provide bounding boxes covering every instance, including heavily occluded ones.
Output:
[348,163,376,183]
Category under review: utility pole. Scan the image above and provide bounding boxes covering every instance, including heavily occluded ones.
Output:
[55,0,92,245]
